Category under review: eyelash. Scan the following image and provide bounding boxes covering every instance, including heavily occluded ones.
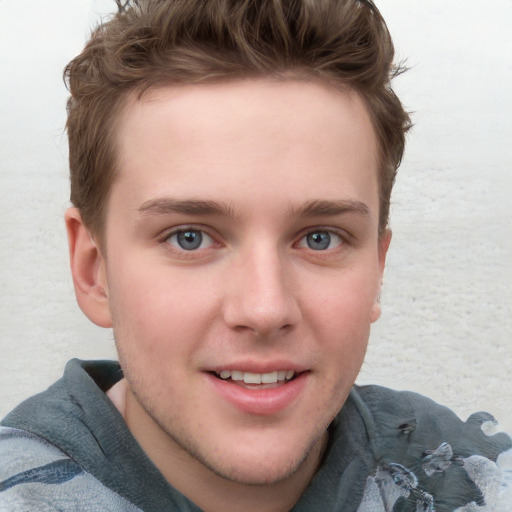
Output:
[158,225,219,259]
[295,227,346,251]
[157,225,350,258]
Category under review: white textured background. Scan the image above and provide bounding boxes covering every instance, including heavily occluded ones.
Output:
[1,1,511,428]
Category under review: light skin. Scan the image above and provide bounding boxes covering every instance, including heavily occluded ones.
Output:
[66,79,390,512]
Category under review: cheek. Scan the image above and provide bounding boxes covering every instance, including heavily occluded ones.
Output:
[106,264,219,354]
[306,268,380,330]
[304,269,378,370]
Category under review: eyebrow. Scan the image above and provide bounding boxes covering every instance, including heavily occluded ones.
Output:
[288,199,370,218]
[137,197,370,219]
[138,198,235,217]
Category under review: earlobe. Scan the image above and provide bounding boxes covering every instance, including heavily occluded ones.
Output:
[65,208,112,328]
[370,301,382,323]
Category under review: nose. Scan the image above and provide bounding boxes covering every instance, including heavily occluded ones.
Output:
[222,246,301,337]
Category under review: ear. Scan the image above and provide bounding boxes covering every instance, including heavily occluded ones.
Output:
[370,229,392,323]
[65,208,112,328]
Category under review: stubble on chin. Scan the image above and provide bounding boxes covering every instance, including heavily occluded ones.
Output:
[125,378,330,487]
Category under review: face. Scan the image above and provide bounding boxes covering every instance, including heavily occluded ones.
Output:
[98,80,388,485]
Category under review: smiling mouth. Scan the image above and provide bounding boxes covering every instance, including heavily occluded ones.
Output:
[207,369,307,414]
[212,370,297,388]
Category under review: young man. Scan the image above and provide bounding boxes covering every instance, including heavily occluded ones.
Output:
[1,1,510,511]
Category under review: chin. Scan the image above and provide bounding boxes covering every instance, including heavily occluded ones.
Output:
[201,448,311,486]
[175,423,328,487]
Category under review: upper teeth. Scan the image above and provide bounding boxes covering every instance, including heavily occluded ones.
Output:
[218,370,295,384]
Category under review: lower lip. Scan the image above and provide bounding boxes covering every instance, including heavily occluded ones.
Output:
[205,372,308,416]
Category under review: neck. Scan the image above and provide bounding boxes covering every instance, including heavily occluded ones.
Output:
[146,436,326,512]
[111,380,327,512]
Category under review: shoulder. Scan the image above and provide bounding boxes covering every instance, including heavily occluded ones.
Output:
[351,385,512,511]
[0,426,141,511]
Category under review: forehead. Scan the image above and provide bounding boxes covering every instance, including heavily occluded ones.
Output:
[110,79,379,220]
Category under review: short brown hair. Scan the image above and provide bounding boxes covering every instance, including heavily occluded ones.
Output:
[65,0,411,238]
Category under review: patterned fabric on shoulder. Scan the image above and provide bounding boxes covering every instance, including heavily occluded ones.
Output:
[356,411,512,512]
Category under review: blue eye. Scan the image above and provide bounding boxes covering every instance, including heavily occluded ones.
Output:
[298,230,343,251]
[167,229,213,251]
[307,232,331,250]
